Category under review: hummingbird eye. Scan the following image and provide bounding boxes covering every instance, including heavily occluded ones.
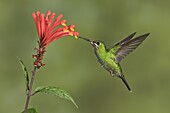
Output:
[96,41,100,45]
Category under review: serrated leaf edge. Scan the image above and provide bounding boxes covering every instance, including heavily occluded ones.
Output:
[35,86,78,108]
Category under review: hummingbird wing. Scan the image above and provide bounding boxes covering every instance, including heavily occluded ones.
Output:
[109,32,137,54]
[110,33,150,63]
[114,32,136,46]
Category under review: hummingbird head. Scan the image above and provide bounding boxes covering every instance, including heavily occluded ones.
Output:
[90,40,105,49]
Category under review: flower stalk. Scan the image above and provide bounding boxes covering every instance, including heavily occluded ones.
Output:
[24,66,37,113]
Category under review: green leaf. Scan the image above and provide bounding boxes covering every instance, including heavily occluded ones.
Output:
[35,86,78,108]
[17,56,29,90]
[21,108,38,113]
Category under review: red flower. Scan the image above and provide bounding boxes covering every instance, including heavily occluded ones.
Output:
[32,10,79,68]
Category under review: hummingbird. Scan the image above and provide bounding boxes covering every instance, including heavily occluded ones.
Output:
[79,32,150,92]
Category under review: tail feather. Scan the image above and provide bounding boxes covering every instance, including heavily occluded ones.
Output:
[119,76,132,92]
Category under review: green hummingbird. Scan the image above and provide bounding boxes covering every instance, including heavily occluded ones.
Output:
[79,32,150,92]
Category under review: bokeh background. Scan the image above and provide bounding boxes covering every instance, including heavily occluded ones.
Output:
[0,0,170,113]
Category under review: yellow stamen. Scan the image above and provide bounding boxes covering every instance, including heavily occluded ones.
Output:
[74,36,78,39]
[70,27,74,31]
[61,23,67,26]
[64,29,69,32]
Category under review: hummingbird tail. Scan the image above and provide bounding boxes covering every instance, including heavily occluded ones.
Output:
[119,76,132,92]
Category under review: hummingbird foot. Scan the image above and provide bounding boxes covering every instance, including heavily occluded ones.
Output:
[109,70,115,77]
[100,64,104,68]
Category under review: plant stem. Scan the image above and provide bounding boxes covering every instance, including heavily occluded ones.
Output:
[24,66,37,113]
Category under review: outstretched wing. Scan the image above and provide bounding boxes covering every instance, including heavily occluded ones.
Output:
[114,32,136,47]
[109,32,137,54]
[110,33,150,63]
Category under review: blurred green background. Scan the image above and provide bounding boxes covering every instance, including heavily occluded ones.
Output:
[0,0,170,113]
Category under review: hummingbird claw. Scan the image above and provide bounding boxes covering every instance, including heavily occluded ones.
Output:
[109,70,115,77]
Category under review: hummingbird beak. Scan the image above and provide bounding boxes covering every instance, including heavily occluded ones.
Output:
[79,36,96,47]
[79,36,91,42]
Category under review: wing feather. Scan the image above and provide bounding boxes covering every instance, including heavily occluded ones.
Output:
[109,32,136,54]
[114,33,150,63]
[114,32,137,46]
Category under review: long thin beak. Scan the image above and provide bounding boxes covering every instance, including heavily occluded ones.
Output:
[79,36,95,46]
[79,36,91,42]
